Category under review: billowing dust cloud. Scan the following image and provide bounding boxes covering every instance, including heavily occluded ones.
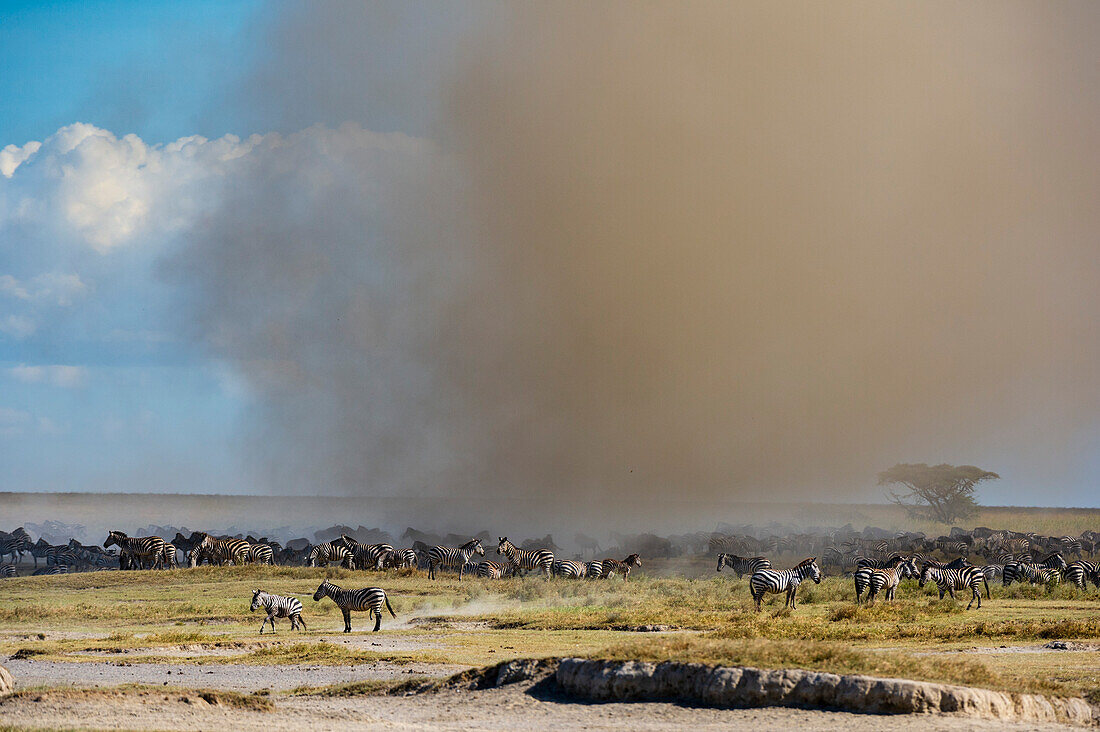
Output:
[172,2,1100,509]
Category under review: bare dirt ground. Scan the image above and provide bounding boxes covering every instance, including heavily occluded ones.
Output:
[0,676,1083,731]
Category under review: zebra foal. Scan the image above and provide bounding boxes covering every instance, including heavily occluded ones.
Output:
[251,589,306,633]
[313,579,396,632]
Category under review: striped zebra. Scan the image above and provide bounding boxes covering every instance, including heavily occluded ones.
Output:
[477,560,509,579]
[922,556,970,571]
[716,553,771,578]
[306,542,355,569]
[104,531,165,570]
[341,537,396,571]
[496,537,554,579]
[393,548,418,569]
[1059,536,1084,560]
[584,560,604,579]
[0,564,15,577]
[919,564,988,609]
[247,544,274,565]
[159,543,179,568]
[0,536,31,564]
[428,538,484,580]
[1003,562,1060,587]
[866,556,918,604]
[1028,551,1067,572]
[599,554,642,581]
[854,556,914,604]
[749,557,822,611]
[250,589,306,633]
[552,559,587,579]
[190,534,250,567]
[312,579,396,632]
[1063,561,1099,590]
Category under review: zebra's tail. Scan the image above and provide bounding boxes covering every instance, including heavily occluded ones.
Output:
[384,593,396,618]
[983,576,991,599]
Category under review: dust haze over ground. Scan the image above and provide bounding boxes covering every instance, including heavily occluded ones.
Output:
[164,2,1099,517]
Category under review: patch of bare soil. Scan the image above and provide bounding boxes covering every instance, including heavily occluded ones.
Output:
[0,677,1082,731]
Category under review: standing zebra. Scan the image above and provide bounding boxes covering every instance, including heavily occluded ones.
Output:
[599,554,642,581]
[250,589,306,633]
[312,579,396,632]
[103,531,165,570]
[854,556,914,604]
[341,537,396,571]
[496,537,554,579]
[393,548,418,569]
[749,557,822,611]
[1063,560,1099,590]
[190,534,250,567]
[1003,562,1060,587]
[306,542,355,569]
[428,538,484,580]
[866,556,918,604]
[552,559,587,579]
[248,544,275,565]
[159,543,179,568]
[919,564,988,609]
[584,560,604,579]
[716,554,771,578]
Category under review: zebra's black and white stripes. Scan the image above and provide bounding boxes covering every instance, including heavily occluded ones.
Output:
[749,557,822,611]
[716,553,771,578]
[306,542,354,569]
[1063,561,1099,590]
[919,564,988,609]
[103,531,166,570]
[312,579,396,632]
[427,539,484,580]
[496,537,554,579]
[552,559,586,579]
[250,589,306,633]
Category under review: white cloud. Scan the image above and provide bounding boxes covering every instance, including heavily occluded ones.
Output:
[0,406,30,436]
[9,364,88,388]
[0,122,426,253]
[0,315,36,339]
[0,272,88,306]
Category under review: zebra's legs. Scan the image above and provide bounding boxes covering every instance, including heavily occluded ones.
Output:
[372,609,382,632]
[342,608,352,633]
[967,587,981,610]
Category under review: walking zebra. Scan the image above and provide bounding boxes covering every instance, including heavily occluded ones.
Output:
[312,579,396,632]
[0,564,15,577]
[866,556,918,604]
[190,534,250,567]
[749,557,822,611]
[552,559,587,579]
[599,554,642,581]
[477,560,508,579]
[306,542,354,569]
[496,537,554,579]
[919,564,988,609]
[104,531,165,570]
[248,544,274,565]
[250,589,306,633]
[716,553,771,578]
[1063,561,1099,590]
[427,538,484,580]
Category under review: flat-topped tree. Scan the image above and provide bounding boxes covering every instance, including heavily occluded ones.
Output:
[878,463,1000,524]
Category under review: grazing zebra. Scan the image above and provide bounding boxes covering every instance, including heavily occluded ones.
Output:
[749,557,822,611]
[306,542,355,569]
[190,534,250,567]
[428,538,484,580]
[0,564,15,577]
[599,554,642,581]
[477,560,509,579]
[496,537,554,579]
[919,564,988,609]
[247,544,274,565]
[1003,562,1060,587]
[866,557,918,604]
[584,560,604,579]
[250,589,306,633]
[103,531,165,570]
[393,548,418,569]
[312,579,396,632]
[1063,561,1099,590]
[716,553,771,578]
[552,559,587,579]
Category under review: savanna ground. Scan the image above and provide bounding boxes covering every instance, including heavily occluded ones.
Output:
[1,504,1098,729]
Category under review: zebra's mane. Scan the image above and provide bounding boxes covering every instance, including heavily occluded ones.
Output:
[461,538,482,550]
[793,557,817,569]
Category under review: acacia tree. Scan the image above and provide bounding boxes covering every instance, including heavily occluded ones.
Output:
[878,463,999,524]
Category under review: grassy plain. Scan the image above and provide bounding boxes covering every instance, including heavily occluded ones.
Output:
[1,560,1098,701]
